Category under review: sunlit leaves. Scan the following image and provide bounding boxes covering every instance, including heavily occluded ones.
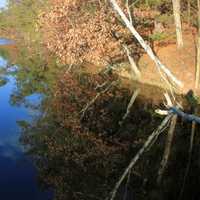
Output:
[39,0,126,66]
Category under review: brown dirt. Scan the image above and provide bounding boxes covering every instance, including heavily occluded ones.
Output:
[81,28,199,104]
[138,28,198,95]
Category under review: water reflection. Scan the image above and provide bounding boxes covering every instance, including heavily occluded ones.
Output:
[0,38,13,45]
[0,38,200,200]
[0,50,52,199]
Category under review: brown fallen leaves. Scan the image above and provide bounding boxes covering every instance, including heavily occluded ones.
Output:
[38,0,161,67]
[38,0,128,66]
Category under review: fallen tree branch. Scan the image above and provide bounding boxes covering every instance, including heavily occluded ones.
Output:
[109,0,183,88]
[157,114,177,184]
[107,114,173,200]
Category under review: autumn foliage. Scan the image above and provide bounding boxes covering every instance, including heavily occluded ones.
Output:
[38,0,128,66]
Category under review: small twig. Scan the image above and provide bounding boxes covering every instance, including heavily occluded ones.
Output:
[107,114,173,200]
[67,63,73,72]
[157,114,177,184]
[119,88,140,126]
[129,0,140,8]
[95,81,108,90]
[126,0,133,25]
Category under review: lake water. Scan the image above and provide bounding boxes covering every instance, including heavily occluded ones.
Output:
[0,38,13,45]
[0,38,199,200]
[0,39,52,199]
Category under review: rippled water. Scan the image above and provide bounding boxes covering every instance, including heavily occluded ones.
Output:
[0,39,52,199]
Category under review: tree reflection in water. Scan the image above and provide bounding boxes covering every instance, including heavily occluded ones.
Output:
[1,45,200,200]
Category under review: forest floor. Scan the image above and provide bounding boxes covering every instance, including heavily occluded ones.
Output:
[138,25,198,95]
[1,25,199,102]
[83,24,199,103]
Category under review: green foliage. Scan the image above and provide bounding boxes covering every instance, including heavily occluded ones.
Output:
[149,32,168,41]
[0,0,48,43]
[0,76,8,87]
[0,43,62,107]
[156,14,174,25]
[0,48,10,61]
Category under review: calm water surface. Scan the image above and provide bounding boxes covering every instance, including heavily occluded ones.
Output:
[0,38,13,45]
[0,39,52,200]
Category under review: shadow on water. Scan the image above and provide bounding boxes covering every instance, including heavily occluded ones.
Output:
[1,39,200,200]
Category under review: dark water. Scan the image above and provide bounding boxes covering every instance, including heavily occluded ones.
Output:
[0,40,52,199]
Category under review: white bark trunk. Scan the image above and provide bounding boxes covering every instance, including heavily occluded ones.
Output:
[109,0,183,88]
[187,0,191,25]
[195,0,200,89]
[172,0,183,48]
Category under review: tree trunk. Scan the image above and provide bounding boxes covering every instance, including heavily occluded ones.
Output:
[109,0,183,88]
[195,0,200,89]
[172,0,183,48]
[187,0,191,25]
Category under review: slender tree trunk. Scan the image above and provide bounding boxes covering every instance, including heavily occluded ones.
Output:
[187,0,191,25]
[195,0,200,89]
[145,0,149,7]
[109,0,183,88]
[172,0,183,48]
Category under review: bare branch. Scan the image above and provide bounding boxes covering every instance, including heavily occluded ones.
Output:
[109,0,183,88]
